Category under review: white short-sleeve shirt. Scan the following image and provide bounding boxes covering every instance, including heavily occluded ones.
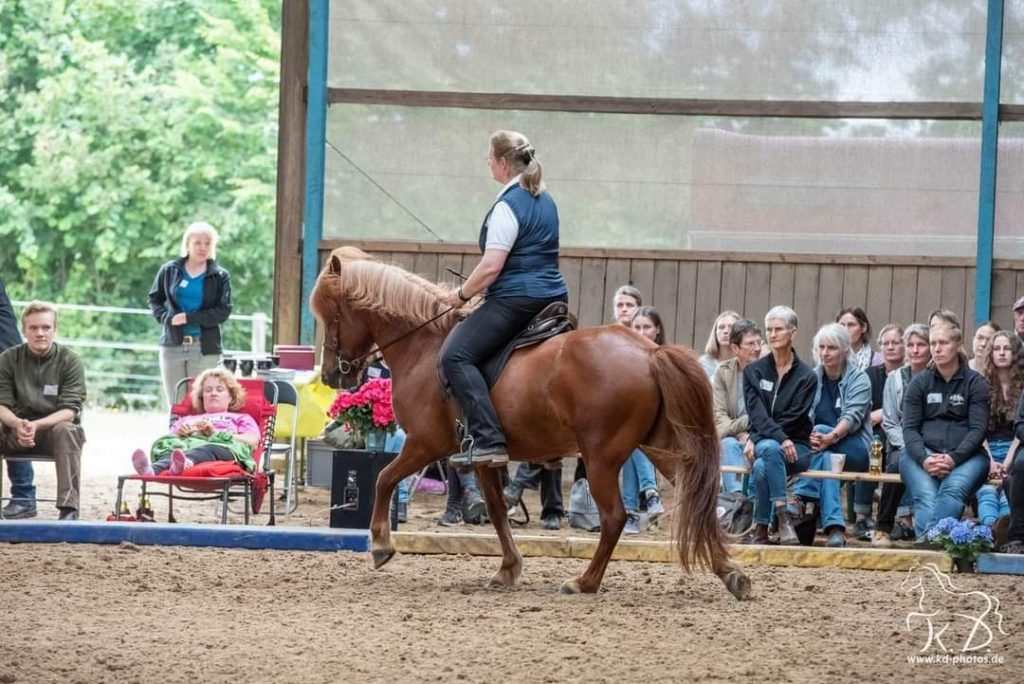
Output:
[484,176,523,252]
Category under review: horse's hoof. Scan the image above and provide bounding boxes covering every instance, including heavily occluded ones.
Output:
[559,579,582,595]
[371,548,396,570]
[487,568,521,589]
[724,571,752,601]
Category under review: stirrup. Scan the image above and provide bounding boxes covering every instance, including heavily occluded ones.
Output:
[448,433,476,468]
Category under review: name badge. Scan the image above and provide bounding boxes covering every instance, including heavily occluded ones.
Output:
[43,384,59,396]
[180,279,190,289]
[949,394,965,407]
[835,397,842,409]
[926,393,943,404]
[759,379,774,392]
[367,367,382,379]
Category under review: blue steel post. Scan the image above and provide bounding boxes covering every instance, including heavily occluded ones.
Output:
[976,0,1005,324]
[301,0,329,344]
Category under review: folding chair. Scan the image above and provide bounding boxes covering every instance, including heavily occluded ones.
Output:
[268,379,298,516]
[0,455,58,516]
[114,377,278,525]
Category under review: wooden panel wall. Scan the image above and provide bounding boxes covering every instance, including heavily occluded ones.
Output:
[315,241,1024,352]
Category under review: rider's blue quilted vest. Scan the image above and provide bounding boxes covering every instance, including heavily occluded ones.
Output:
[479,184,567,299]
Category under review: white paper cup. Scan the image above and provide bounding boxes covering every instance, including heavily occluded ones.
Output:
[830,452,846,473]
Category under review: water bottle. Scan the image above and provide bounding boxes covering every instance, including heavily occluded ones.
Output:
[869,435,883,476]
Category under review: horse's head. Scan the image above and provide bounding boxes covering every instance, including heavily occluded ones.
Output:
[310,252,376,390]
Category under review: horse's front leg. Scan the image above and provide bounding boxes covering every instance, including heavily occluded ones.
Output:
[369,437,437,569]
[475,465,523,588]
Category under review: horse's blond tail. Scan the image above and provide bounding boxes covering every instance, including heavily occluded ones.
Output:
[649,346,736,575]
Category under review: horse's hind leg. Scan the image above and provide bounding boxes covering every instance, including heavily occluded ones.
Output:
[561,453,627,594]
[475,466,523,588]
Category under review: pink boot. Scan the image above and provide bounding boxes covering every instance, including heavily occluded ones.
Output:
[132,449,154,476]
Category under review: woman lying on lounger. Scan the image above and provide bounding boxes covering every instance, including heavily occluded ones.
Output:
[131,367,260,475]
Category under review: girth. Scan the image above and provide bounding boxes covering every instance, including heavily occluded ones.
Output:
[437,301,577,395]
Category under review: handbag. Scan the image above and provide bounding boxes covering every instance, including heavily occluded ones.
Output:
[567,478,601,532]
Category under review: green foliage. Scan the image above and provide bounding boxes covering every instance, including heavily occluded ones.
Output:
[0,0,280,403]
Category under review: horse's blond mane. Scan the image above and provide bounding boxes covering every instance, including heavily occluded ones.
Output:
[314,246,465,331]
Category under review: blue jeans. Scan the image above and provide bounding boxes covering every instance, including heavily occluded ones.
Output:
[6,460,35,506]
[901,450,990,537]
[976,439,1010,525]
[368,428,410,504]
[720,436,747,495]
[621,449,657,513]
[793,424,871,526]
[440,294,564,449]
[751,439,812,524]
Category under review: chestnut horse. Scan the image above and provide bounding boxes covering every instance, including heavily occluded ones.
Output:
[311,246,749,599]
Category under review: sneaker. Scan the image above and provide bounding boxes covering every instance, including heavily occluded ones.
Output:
[1000,539,1024,554]
[1,501,38,519]
[502,482,523,510]
[644,490,665,522]
[851,519,873,541]
[437,508,462,526]
[131,448,154,476]
[825,527,847,548]
[624,512,641,535]
[891,520,916,542]
[871,531,892,548]
[542,514,562,530]
[463,487,487,521]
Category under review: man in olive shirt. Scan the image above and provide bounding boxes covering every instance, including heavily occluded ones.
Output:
[0,301,86,520]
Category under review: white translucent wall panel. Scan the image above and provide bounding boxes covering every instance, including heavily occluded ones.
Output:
[324,105,981,256]
[995,123,1024,258]
[1004,0,1024,103]
[329,0,986,101]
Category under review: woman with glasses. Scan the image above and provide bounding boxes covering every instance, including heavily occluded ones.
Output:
[712,318,763,495]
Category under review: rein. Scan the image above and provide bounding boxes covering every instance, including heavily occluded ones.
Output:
[325,303,459,377]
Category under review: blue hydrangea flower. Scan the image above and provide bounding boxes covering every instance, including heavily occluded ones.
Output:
[932,517,958,534]
[949,522,974,545]
[974,525,994,544]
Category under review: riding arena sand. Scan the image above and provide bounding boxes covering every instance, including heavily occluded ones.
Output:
[0,410,1019,683]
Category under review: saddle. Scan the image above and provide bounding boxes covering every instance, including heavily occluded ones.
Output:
[437,301,577,396]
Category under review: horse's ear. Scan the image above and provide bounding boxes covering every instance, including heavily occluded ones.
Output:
[328,254,342,276]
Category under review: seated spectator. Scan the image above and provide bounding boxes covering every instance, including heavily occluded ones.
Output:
[712,318,763,494]
[743,306,817,545]
[874,323,931,547]
[976,331,1020,526]
[837,306,881,370]
[612,285,643,327]
[1001,392,1024,553]
[131,367,259,476]
[619,306,666,533]
[858,323,905,540]
[968,320,1000,375]
[901,321,990,539]
[793,323,873,548]
[503,461,563,530]
[699,310,740,377]
[0,301,87,521]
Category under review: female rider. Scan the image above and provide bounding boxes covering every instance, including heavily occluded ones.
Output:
[444,131,568,467]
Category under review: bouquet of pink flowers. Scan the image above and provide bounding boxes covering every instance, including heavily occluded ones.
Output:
[326,377,397,442]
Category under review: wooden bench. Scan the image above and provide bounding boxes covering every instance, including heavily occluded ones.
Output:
[719,465,1002,487]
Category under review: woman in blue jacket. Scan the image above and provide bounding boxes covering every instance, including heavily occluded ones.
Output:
[793,323,873,547]
[149,222,233,407]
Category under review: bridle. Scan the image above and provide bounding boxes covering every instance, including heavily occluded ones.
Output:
[323,303,459,378]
